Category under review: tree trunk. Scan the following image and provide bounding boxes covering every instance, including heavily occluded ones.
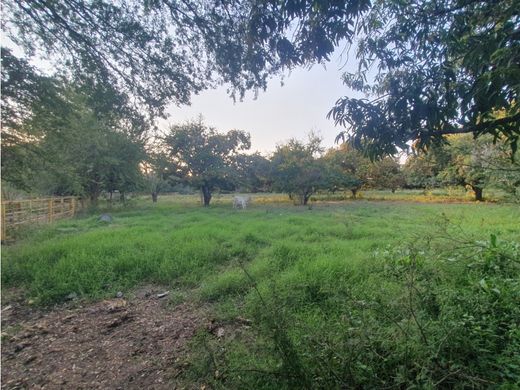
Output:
[152,192,158,203]
[303,193,311,205]
[351,188,358,199]
[90,192,99,205]
[472,186,483,201]
[201,185,212,206]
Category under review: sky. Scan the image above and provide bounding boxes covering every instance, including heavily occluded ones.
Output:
[5,30,363,156]
[160,48,363,155]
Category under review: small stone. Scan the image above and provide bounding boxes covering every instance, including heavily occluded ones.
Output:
[157,291,170,299]
[99,214,113,223]
[24,355,37,365]
[116,291,123,298]
[14,344,26,353]
[216,327,225,338]
[66,292,78,301]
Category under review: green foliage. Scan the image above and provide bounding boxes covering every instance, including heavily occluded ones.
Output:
[403,151,445,189]
[163,118,251,206]
[321,143,371,197]
[4,0,370,115]
[2,85,145,201]
[4,0,206,120]
[8,0,518,155]
[235,153,272,193]
[270,134,324,205]
[367,157,406,192]
[329,0,520,156]
[437,134,520,201]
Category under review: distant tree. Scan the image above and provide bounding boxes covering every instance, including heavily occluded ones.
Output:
[402,142,454,189]
[163,119,250,206]
[142,149,173,203]
[322,144,370,199]
[236,153,272,193]
[2,83,145,202]
[490,147,520,199]
[368,157,406,193]
[438,135,499,201]
[403,154,440,189]
[270,134,324,205]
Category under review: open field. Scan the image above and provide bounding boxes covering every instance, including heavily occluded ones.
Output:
[2,195,520,388]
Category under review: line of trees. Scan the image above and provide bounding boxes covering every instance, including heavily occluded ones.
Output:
[3,95,519,205]
[146,127,519,206]
[1,56,517,205]
[404,135,520,201]
[3,0,518,205]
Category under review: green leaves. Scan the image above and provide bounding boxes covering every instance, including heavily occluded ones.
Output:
[270,134,326,204]
[162,118,251,205]
[5,0,519,156]
[330,0,520,155]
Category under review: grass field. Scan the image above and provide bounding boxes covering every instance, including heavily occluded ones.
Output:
[2,194,520,388]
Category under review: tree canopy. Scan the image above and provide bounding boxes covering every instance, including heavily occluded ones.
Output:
[163,118,251,206]
[1,83,145,201]
[322,144,370,198]
[270,134,325,205]
[6,0,518,154]
[330,0,520,156]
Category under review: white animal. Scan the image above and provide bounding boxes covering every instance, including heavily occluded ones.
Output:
[233,196,251,209]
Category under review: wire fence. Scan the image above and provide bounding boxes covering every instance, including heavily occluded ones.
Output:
[1,196,81,241]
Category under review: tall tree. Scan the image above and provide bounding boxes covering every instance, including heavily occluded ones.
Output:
[439,134,518,201]
[368,157,406,193]
[270,134,324,205]
[163,119,250,206]
[322,144,371,198]
[2,81,145,201]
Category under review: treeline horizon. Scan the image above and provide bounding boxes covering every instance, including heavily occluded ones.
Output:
[2,56,518,205]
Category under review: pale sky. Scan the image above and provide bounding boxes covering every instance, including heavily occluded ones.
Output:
[160,48,363,155]
[7,30,364,155]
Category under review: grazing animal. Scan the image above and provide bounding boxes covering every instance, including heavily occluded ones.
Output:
[233,196,251,209]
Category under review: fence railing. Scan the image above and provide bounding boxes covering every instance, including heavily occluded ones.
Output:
[1,196,80,241]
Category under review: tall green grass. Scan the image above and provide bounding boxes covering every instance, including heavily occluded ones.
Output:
[2,196,519,387]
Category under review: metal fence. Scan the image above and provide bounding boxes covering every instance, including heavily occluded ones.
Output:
[1,197,80,241]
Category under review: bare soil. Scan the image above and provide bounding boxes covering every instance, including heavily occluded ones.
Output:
[1,287,208,389]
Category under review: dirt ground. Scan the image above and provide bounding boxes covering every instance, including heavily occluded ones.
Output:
[1,287,209,389]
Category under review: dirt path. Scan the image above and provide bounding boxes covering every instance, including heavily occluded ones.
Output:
[1,287,207,389]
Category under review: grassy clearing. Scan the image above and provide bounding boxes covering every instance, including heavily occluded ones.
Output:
[2,195,520,387]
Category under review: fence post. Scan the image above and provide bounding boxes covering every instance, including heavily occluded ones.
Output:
[1,203,5,241]
[48,199,54,222]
